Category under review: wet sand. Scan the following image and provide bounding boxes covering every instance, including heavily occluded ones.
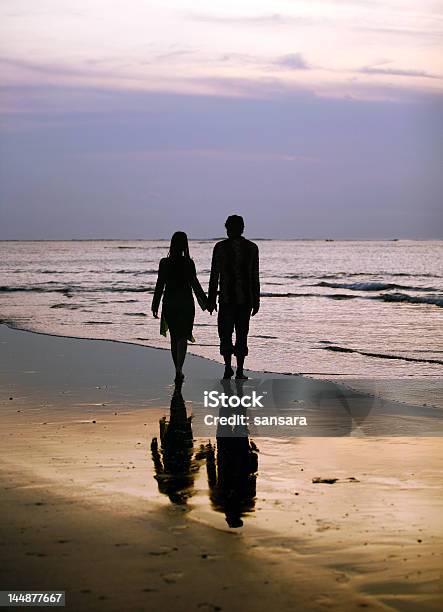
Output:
[0,325,442,611]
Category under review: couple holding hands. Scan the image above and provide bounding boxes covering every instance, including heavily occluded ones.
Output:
[151,215,260,384]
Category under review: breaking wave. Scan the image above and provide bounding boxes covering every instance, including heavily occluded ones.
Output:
[376,292,443,308]
[0,285,154,294]
[313,281,437,292]
[320,345,443,365]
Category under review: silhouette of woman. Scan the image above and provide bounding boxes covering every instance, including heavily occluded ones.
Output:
[152,232,208,384]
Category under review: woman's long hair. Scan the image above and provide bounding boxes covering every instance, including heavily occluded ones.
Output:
[168,231,190,259]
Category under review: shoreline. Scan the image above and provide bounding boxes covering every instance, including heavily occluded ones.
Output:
[0,319,309,378]
[1,321,442,411]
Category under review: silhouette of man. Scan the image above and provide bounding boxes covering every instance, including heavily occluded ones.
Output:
[208,215,260,379]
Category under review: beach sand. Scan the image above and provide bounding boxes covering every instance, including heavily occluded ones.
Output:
[0,325,442,611]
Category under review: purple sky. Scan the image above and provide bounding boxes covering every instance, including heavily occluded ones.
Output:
[0,1,442,239]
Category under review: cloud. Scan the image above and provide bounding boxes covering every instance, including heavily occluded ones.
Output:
[189,74,442,104]
[359,65,440,79]
[1,52,441,117]
[273,53,310,70]
[359,25,442,41]
[151,48,196,63]
[0,56,119,79]
[187,10,443,43]
[84,148,319,164]
[188,12,314,27]
[216,52,311,72]
[313,0,380,4]
[0,81,441,240]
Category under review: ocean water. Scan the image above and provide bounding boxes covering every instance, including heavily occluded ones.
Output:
[1,240,442,384]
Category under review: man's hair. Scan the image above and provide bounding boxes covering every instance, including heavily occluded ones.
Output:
[225,215,245,237]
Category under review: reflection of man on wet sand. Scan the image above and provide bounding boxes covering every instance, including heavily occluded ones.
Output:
[205,379,259,528]
[205,436,258,528]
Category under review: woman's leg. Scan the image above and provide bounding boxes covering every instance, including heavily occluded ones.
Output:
[175,337,188,377]
[170,336,178,369]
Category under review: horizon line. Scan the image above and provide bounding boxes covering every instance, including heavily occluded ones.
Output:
[1,237,442,242]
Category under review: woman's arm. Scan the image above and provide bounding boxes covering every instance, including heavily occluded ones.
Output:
[190,260,208,311]
[151,259,166,317]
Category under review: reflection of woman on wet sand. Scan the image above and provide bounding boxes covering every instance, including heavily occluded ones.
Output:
[152,231,208,385]
[151,390,206,505]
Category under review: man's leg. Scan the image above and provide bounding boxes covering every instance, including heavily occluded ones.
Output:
[218,304,235,378]
[234,305,251,379]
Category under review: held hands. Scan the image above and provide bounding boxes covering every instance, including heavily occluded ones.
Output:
[152,309,159,319]
[207,301,217,316]
[206,302,258,316]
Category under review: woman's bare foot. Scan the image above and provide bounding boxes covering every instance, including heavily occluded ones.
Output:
[223,365,234,379]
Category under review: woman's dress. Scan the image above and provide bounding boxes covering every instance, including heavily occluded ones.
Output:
[152,256,207,341]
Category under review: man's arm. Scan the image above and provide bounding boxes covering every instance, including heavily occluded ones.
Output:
[208,244,220,312]
[251,244,260,316]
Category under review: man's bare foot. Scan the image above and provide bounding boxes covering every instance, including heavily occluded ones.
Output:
[236,370,248,380]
